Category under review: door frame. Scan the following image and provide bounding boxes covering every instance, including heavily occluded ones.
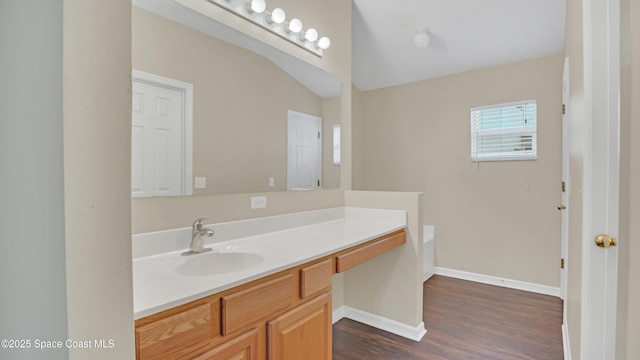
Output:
[132,70,194,196]
[580,0,620,358]
[561,57,570,303]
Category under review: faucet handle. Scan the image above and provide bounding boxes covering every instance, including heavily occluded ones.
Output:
[192,218,207,230]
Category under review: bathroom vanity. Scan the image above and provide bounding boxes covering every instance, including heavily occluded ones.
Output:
[132,207,407,360]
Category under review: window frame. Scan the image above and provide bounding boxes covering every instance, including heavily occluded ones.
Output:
[332,124,341,166]
[470,99,537,162]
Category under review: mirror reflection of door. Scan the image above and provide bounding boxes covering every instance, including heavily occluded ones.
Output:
[131,71,193,197]
[287,110,322,190]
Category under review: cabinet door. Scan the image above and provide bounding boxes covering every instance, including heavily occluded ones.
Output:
[135,303,212,360]
[192,328,258,360]
[267,292,331,360]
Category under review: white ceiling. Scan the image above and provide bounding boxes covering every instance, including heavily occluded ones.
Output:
[352,0,567,91]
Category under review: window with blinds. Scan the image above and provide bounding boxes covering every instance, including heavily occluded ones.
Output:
[470,100,537,161]
[332,124,341,165]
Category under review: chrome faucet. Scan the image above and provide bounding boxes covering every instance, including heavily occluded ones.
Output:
[181,218,215,256]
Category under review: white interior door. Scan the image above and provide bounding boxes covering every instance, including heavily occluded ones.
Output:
[581,0,620,358]
[132,80,184,197]
[287,110,322,190]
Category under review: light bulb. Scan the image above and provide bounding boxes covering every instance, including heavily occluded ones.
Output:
[302,28,318,42]
[248,0,266,14]
[316,36,331,50]
[287,18,302,33]
[268,8,286,24]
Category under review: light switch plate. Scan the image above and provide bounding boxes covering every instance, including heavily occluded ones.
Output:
[251,195,267,209]
[195,177,206,189]
[269,177,275,187]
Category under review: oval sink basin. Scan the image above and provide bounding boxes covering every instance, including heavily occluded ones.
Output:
[176,252,264,276]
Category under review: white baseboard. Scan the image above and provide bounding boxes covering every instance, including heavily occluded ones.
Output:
[423,271,434,282]
[562,323,572,360]
[332,305,427,342]
[332,305,345,324]
[433,267,561,297]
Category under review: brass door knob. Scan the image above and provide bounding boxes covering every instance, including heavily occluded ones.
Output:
[557,204,567,210]
[595,234,617,248]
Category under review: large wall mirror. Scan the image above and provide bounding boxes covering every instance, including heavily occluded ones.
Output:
[132,0,341,197]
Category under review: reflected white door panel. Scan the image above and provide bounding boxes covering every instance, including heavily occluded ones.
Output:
[132,80,183,197]
[287,110,321,190]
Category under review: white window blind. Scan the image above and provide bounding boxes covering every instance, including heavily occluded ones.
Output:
[470,100,537,162]
[332,124,341,165]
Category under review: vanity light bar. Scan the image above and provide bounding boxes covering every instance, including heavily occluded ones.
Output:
[206,0,329,56]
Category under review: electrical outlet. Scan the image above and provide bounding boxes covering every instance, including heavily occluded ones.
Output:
[269,177,275,187]
[251,196,267,209]
[195,177,206,189]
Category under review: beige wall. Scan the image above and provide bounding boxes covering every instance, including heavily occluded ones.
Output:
[358,54,564,287]
[618,0,640,357]
[351,85,364,189]
[625,0,640,353]
[133,7,334,194]
[175,0,353,189]
[63,0,134,359]
[343,191,423,328]
[617,0,629,355]
[132,189,343,233]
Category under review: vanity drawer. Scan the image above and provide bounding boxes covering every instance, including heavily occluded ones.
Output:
[221,273,293,336]
[136,303,211,360]
[299,258,332,299]
[335,230,406,273]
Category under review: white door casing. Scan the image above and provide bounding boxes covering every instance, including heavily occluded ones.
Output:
[131,70,193,197]
[287,110,322,190]
[561,57,570,303]
[581,0,620,358]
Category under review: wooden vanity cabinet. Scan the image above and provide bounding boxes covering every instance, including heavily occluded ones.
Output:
[134,229,406,360]
[191,328,259,360]
[268,291,332,360]
[135,302,214,360]
[135,257,332,360]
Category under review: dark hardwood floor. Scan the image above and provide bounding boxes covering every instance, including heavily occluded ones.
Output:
[333,275,564,360]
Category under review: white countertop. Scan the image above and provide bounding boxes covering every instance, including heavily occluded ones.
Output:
[133,207,407,319]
